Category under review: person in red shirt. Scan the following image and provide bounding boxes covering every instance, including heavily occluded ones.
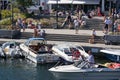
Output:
[72,50,81,60]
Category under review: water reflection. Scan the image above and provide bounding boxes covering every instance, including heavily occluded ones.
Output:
[0,58,56,80]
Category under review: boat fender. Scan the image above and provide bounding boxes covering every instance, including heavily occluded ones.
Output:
[104,63,120,69]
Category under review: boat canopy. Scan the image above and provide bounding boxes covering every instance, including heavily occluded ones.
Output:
[2,41,18,49]
[24,38,46,46]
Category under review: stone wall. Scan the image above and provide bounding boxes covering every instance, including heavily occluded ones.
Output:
[0,29,21,39]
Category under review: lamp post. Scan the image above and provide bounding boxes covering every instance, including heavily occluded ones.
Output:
[71,0,73,14]
[0,2,2,20]
[11,1,14,29]
[11,0,14,39]
[55,0,59,29]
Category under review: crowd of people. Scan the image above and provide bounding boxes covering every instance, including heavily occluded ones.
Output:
[61,11,87,34]
[60,7,103,34]
[103,8,120,35]
[16,17,46,38]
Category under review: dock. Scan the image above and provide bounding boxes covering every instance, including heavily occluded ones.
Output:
[0,29,119,55]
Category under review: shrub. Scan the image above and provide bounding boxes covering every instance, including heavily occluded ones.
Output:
[13,8,20,13]
[0,18,12,25]
[1,10,11,19]
[40,18,50,27]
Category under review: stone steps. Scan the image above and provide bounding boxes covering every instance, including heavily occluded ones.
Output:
[85,18,104,30]
[20,32,104,44]
[37,16,105,30]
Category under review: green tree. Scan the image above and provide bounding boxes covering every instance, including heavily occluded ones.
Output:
[16,0,33,7]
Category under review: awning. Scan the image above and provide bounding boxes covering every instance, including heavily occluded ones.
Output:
[47,0,72,4]
[72,0,100,5]
[59,0,73,4]
[47,0,100,5]
[47,1,59,4]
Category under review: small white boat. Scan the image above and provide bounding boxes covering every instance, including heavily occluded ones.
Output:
[1,41,23,58]
[100,49,120,63]
[49,61,120,80]
[19,38,59,64]
[52,43,89,63]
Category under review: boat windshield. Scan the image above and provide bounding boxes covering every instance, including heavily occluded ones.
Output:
[74,61,91,69]
[29,40,45,45]
[63,48,71,55]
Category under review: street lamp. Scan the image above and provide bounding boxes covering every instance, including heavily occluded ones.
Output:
[11,1,14,29]
[71,0,74,14]
[55,0,59,29]
[0,3,2,20]
[11,0,14,39]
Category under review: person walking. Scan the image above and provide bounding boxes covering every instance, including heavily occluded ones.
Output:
[74,18,79,34]
[17,18,22,30]
[40,30,46,38]
[113,20,118,33]
[104,17,112,34]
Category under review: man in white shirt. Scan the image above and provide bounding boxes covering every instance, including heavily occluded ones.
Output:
[86,50,95,64]
[104,17,112,33]
[74,18,79,34]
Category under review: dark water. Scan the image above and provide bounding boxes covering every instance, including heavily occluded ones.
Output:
[0,58,57,80]
[0,56,111,80]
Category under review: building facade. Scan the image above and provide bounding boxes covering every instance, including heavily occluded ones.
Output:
[47,0,119,13]
[0,0,120,13]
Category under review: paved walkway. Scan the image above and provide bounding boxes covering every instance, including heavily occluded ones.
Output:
[25,29,105,36]
[0,29,120,49]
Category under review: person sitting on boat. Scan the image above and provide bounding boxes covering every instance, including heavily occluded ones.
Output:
[38,43,47,52]
[72,49,82,60]
[86,50,95,65]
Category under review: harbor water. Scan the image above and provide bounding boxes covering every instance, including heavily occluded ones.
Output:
[0,58,57,80]
[0,56,111,80]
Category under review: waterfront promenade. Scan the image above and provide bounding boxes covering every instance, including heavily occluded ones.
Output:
[0,29,120,49]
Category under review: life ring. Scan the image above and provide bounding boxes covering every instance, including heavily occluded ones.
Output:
[72,50,81,60]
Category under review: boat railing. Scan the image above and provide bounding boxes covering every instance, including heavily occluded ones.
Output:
[74,60,91,69]
[53,61,64,68]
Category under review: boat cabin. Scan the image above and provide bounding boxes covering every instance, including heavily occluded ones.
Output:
[24,38,52,53]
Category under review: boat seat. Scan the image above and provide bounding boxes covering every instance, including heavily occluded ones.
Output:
[29,45,39,52]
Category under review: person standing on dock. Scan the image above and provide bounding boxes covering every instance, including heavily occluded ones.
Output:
[33,26,38,38]
[74,17,79,34]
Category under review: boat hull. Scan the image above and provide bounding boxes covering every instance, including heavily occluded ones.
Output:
[26,53,59,64]
[20,44,59,64]
[50,70,120,80]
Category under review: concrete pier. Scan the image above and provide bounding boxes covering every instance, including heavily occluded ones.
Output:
[0,29,119,54]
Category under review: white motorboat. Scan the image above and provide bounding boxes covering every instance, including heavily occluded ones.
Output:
[1,41,23,58]
[52,43,89,63]
[100,49,120,63]
[19,38,59,64]
[49,61,120,80]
